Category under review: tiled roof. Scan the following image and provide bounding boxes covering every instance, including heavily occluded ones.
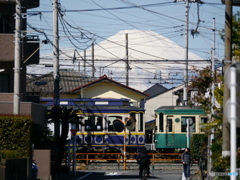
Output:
[26,70,96,96]
[70,75,149,97]
[143,83,167,97]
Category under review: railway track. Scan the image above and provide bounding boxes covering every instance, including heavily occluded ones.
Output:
[64,152,199,171]
[75,162,199,171]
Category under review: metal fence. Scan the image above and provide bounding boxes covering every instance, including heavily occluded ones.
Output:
[64,152,184,170]
[0,158,31,180]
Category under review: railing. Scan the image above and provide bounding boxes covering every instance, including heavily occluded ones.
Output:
[64,152,183,170]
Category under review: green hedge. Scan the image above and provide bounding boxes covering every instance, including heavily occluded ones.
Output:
[0,115,32,159]
[190,133,208,160]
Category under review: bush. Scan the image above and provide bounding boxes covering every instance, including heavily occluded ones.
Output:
[0,115,32,159]
[190,134,208,160]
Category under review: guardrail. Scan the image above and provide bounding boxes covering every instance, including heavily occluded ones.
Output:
[64,152,183,170]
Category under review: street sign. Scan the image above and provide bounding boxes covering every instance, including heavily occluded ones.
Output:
[70,129,78,136]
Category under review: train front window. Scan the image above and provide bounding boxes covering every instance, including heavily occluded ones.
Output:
[181,117,196,132]
[159,113,164,132]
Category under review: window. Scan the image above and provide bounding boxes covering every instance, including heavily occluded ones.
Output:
[138,113,143,132]
[0,74,9,92]
[167,118,172,132]
[200,117,208,132]
[130,113,136,119]
[128,113,136,131]
[0,16,11,33]
[107,116,122,132]
[84,116,103,131]
[181,117,196,132]
[159,113,164,132]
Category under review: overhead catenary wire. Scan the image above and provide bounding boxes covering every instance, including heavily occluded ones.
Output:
[27,0,224,61]
[26,0,225,90]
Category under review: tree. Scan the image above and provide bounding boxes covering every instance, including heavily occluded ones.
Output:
[220,11,240,60]
[188,66,223,118]
[48,107,83,177]
[188,66,227,177]
[32,123,54,149]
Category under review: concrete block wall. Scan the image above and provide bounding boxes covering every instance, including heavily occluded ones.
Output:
[0,102,47,126]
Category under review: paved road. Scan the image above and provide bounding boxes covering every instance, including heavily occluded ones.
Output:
[71,170,184,180]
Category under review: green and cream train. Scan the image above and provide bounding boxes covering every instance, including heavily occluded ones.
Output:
[153,106,208,152]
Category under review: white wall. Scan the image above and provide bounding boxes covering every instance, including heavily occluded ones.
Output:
[144,84,184,123]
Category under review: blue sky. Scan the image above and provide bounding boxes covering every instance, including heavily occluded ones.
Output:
[26,0,239,89]
[27,0,238,60]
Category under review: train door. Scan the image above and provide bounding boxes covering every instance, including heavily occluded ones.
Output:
[145,118,156,151]
[166,118,174,146]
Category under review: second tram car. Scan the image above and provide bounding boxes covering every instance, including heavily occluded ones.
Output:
[154,106,208,152]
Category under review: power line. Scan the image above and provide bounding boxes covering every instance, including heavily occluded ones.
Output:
[27,2,177,14]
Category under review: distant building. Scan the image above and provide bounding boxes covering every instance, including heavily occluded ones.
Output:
[144,84,184,123]
[69,75,149,103]
[144,83,196,123]
[26,69,96,101]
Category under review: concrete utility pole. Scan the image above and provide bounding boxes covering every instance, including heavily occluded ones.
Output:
[13,0,22,115]
[126,33,129,86]
[227,65,238,180]
[211,18,216,110]
[183,0,189,106]
[207,18,216,179]
[53,0,60,138]
[222,0,232,157]
[84,50,86,75]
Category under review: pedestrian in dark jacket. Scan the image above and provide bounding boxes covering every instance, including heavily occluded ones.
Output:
[181,148,192,180]
[136,147,150,179]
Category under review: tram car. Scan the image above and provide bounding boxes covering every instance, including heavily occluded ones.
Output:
[153,106,208,153]
[43,98,146,160]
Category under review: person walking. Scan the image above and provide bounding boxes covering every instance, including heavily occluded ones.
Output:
[181,148,192,180]
[136,147,150,179]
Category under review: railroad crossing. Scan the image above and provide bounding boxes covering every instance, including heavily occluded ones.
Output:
[61,168,201,180]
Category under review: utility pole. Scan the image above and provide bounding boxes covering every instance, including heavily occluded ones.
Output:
[159,71,161,84]
[207,17,216,179]
[92,43,95,78]
[126,33,129,86]
[13,0,22,115]
[53,0,60,138]
[211,18,216,109]
[84,49,86,75]
[222,0,232,157]
[183,0,189,106]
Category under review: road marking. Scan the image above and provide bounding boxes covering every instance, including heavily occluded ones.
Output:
[105,172,118,176]
[76,172,92,180]
[105,172,119,176]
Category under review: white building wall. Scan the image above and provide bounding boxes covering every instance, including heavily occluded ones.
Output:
[144,84,184,122]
